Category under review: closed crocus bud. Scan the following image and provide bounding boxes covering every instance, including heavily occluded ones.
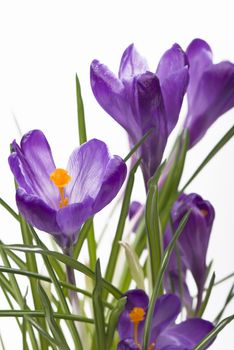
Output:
[91,43,189,185]
[184,38,234,148]
[165,193,215,311]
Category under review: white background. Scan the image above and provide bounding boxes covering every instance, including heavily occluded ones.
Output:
[0,0,234,349]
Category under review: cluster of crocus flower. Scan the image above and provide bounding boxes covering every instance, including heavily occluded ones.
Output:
[91,38,234,185]
[7,38,234,349]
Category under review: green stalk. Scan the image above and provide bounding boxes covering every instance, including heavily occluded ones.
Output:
[0,247,38,350]
[19,215,48,349]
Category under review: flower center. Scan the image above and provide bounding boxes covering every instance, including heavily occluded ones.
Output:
[129,307,155,350]
[50,168,71,208]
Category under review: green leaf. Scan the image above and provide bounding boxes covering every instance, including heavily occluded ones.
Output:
[181,124,234,192]
[118,218,146,292]
[26,227,83,350]
[0,245,39,350]
[18,215,48,350]
[1,243,122,299]
[76,74,87,144]
[0,198,19,221]
[214,272,234,286]
[124,129,153,162]
[119,242,145,290]
[0,332,6,350]
[38,284,70,350]
[104,158,141,288]
[214,282,234,324]
[106,297,127,349]
[92,260,106,350]
[0,310,94,323]
[142,211,191,350]
[73,218,93,260]
[145,163,165,289]
[76,74,97,271]
[197,272,215,317]
[159,130,189,230]
[193,315,234,350]
[29,318,67,349]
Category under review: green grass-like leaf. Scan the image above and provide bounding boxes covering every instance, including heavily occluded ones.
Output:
[197,272,215,317]
[145,162,164,289]
[142,211,191,350]
[104,158,141,288]
[106,297,126,349]
[181,124,234,192]
[214,282,234,324]
[1,243,122,299]
[124,129,153,162]
[193,315,234,350]
[38,284,70,350]
[92,260,106,350]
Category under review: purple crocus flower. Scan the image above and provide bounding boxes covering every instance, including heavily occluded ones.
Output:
[117,289,214,350]
[91,44,189,185]
[9,130,127,248]
[184,38,234,148]
[164,193,215,311]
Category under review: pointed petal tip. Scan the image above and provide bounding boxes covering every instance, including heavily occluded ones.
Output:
[187,38,213,56]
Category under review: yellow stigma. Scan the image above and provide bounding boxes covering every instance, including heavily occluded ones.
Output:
[129,307,145,324]
[148,343,156,350]
[50,168,71,208]
[129,307,145,347]
[50,168,71,188]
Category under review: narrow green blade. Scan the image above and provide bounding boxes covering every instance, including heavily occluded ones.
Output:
[92,260,106,350]
[193,315,234,350]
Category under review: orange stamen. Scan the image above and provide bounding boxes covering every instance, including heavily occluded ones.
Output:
[129,307,145,346]
[148,342,156,350]
[50,168,71,207]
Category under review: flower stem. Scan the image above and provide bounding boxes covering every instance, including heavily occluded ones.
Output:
[64,247,85,340]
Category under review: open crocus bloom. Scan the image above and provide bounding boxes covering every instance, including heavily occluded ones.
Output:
[164,193,215,312]
[9,130,127,248]
[91,43,189,185]
[184,38,234,148]
[117,290,214,350]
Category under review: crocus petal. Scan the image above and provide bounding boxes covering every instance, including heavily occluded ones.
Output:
[157,44,188,83]
[10,130,58,209]
[117,339,139,350]
[66,139,110,203]
[56,197,93,245]
[185,61,234,147]
[164,272,193,311]
[118,44,149,81]
[132,72,167,182]
[166,193,215,310]
[160,67,189,134]
[91,60,132,131]
[16,188,61,236]
[93,155,127,213]
[150,294,181,341]
[8,153,34,195]
[157,318,214,350]
[156,44,189,134]
[129,201,142,220]
[186,38,213,107]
